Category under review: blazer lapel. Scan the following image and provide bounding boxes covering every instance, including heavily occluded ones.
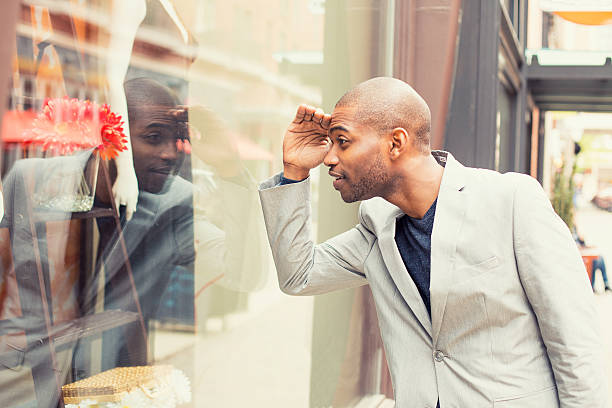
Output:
[101,194,159,285]
[379,211,433,338]
[430,153,468,344]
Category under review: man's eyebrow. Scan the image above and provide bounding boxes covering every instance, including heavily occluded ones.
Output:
[144,120,175,129]
[329,125,349,134]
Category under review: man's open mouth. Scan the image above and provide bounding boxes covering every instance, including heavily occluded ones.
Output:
[150,167,173,175]
[330,170,346,190]
[329,170,345,180]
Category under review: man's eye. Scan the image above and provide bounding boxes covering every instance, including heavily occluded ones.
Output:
[146,133,161,142]
[338,138,348,145]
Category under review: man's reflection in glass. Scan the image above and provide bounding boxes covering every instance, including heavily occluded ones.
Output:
[92,78,194,370]
[125,80,188,194]
[90,77,267,372]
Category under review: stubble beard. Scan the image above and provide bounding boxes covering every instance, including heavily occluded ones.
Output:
[342,152,390,203]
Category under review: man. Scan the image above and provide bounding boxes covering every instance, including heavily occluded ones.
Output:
[85,78,196,369]
[574,229,611,292]
[259,77,608,407]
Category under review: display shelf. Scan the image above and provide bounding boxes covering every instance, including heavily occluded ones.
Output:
[0,310,140,369]
[1,161,146,408]
[52,309,140,349]
[33,207,115,223]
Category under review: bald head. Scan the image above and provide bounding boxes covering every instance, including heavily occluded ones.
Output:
[122,78,188,193]
[124,77,180,123]
[335,77,431,153]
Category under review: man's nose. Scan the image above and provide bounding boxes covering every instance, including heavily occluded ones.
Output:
[160,139,179,161]
[323,146,338,167]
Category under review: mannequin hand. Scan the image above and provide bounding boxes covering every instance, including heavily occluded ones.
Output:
[112,151,139,221]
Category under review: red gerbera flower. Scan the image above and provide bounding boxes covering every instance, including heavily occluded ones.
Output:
[25,97,128,160]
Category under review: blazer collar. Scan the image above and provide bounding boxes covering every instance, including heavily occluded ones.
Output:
[376,151,468,341]
[430,151,468,344]
[432,150,467,193]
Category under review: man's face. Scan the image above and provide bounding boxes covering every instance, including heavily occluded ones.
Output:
[325,106,390,202]
[129,104,187,193]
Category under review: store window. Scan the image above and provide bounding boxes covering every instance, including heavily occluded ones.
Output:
[0,1,392,407]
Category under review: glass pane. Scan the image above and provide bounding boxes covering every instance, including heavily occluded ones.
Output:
[0,1,391,407]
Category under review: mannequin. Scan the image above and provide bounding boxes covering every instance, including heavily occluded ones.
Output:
[108,0,192,220]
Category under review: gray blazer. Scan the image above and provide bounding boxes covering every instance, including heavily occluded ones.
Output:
[259,151,608,408]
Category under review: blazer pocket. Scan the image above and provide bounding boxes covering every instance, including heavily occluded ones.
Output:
[453,256,502,285]
[494,385,558,407]
[471,255,500,270]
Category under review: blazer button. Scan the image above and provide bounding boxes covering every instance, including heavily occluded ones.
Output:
[434,350,445,362]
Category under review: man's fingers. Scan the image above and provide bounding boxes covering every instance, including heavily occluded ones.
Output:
[313,108,324,124]
[294,104,307,123]
[303,105,317,121]
[321,113,332,130]
[291,105,328,130]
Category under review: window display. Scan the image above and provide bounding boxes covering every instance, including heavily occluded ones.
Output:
[62,365,190,407]
[0,1,391,407]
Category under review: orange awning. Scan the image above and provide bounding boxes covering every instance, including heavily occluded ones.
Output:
[554,11,612,25]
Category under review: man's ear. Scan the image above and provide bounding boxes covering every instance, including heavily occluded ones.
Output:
[389,127,409,160]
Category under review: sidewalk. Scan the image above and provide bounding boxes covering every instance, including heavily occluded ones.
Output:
[576,202,612,403]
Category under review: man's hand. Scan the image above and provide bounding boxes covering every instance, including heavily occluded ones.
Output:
[187,105,242,179]
[283,104,331,180]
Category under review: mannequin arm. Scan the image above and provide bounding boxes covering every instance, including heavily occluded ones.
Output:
[106,0,146,220]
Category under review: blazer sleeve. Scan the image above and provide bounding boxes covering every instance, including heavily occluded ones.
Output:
[512,174,609,408]
[259,173,373,295]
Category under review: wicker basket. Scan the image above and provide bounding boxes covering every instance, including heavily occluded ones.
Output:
[62,365,173,404]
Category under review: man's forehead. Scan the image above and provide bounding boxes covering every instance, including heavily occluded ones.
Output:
[133,103,179,115]
[132,104,186,124]
[330,106,358,130]
[332,106,376,136]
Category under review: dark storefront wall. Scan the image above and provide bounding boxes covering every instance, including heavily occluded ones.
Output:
[497,81,517,173]
[445,0,531,174]
[391,0,531,173]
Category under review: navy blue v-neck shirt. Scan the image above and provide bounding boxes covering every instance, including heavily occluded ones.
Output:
[394,198,437,315]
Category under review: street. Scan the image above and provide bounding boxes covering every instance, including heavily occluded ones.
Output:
[576,202,612,404]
